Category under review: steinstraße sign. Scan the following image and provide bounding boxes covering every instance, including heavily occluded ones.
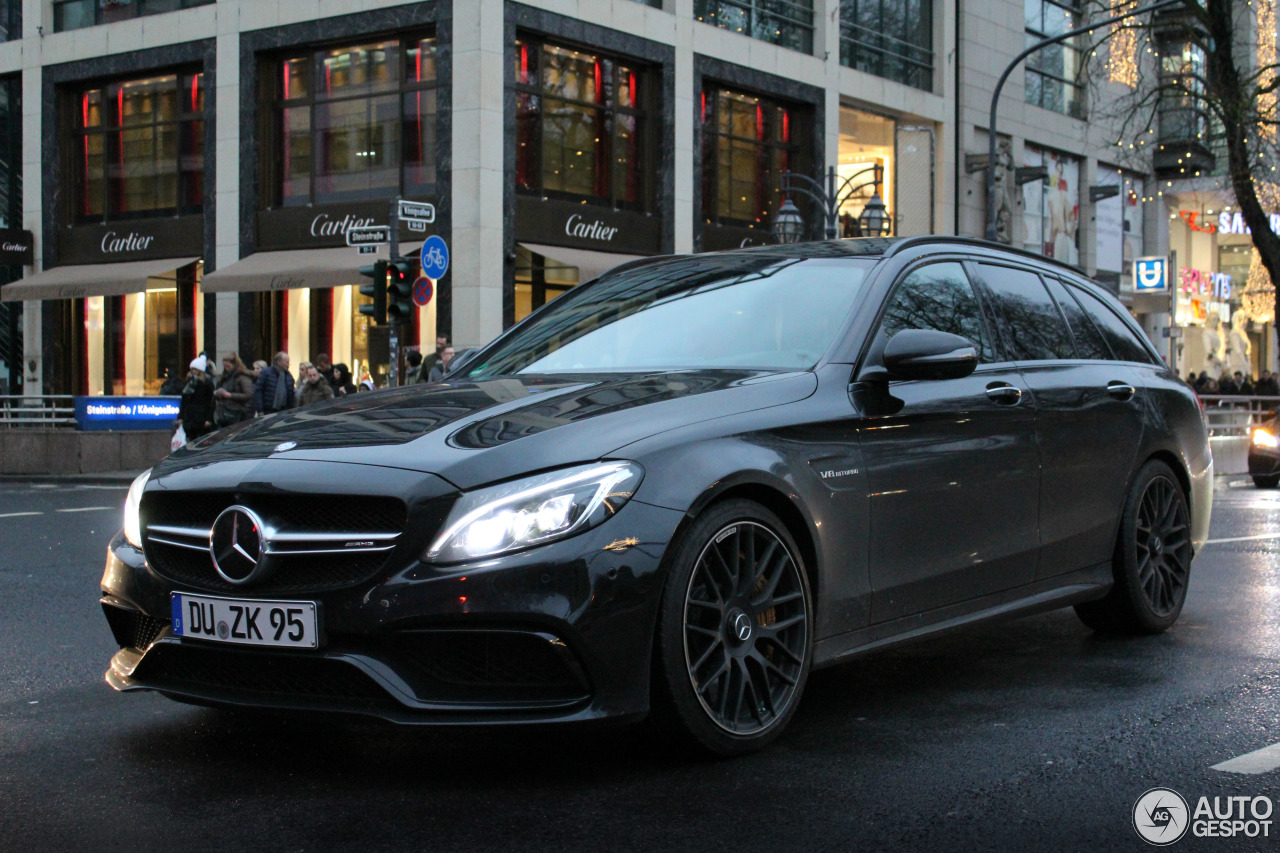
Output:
[0,228,34,265]
[75,396,181,431]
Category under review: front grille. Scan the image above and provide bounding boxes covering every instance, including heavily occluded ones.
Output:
[135,643,393,704]
[140,491,407,595]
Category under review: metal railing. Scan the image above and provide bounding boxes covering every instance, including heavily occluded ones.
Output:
[1198,395,1279,437]
[0,395,77,427]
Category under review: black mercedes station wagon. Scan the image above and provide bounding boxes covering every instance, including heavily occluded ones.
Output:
[101,237,1213,754]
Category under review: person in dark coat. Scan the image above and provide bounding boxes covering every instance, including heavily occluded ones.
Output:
[252,351,296,415]
[213,352,255,427]
[159,367,185,396]
[331,363,358,397]
[177,355,216,440]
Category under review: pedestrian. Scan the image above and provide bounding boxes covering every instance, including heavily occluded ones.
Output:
[404,350,425,384]
[314,352,338,388]
[298,363,335,406]
[1218,371,1238,395]
[428,346,455,382]
[359,372,376,392]
[1238,371,1255,396]
[251,359,268,380]
[252,351,296,415]
[1258,369,1280,396]
[421,335,448,376]
[332,363,358,396]
[212,352,255,427]
[159,367,185,396]
[177,355,216,440]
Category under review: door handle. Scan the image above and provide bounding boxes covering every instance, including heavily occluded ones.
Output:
[985,383,1022,404]
[1106,381,1137,401]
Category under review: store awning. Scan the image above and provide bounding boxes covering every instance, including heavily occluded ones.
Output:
[519,243,648,283]
[202,244,425,293]
[0,257,200,302]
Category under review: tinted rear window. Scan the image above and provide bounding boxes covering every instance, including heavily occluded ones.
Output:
[977,263,1076,361]
[1043,276,1111,360]
[1067,285,1156,364]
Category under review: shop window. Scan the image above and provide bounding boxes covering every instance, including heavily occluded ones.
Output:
[513,38,653,212]
[514,246,577,324]
[701,87,809,229]
[837,106,894,237]
[694,0,814,54]
[1024,0,1085,119]
[0,0,19,42]
[54,0,213,33]
[839,0,934,92]
[67,72,206,224]
[264,36,438,208]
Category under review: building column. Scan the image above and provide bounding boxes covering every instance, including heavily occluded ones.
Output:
[20,0,42,396]
[214,5,241,361]
[449,0,505,349]
[672,0,695,254]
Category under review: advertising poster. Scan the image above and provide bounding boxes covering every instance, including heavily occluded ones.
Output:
[1023,146,1080,266]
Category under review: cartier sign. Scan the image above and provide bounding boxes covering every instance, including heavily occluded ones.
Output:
[0,228,34,265]
[59,216,202,266]
[258,200,435,251]
[564,214,619,243]
[516,196,661,254]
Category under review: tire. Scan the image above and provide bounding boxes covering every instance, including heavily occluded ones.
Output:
[1074,460,1192,635]
[1252,475,1280,489]
[652,500,813,756]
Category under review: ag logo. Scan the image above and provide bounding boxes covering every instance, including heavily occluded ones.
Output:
[1134,256,1168,292]
[1133,787,1190,845]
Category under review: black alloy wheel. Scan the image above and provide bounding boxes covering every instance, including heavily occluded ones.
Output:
[1075,460,1192,634]
[653,500,812,755]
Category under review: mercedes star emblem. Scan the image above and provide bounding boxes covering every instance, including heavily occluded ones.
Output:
[209,505,271,585]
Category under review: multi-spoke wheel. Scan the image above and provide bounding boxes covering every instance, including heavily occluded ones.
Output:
[1075,460,1192,634]
[653,500,812,755]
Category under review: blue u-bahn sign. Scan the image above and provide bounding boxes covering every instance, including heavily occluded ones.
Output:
[75,396,180,431]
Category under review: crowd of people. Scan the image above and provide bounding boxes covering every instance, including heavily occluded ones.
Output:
[172,336,455,442]
[1187,369,1280,397]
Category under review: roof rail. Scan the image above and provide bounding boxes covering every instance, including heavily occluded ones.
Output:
[884,235,1088,276]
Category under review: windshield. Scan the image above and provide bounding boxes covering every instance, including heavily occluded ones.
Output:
[464,255,873,377]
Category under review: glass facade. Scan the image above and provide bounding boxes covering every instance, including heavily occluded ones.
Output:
[1024,0,1084,118]
[0,0,19,42]
[67,73,206,224]
[701,87,808,229]
[694,0,815,53]
[513,39,653,211]
[54,0,213,33]
[263,36,438,207]
[837,106,894,236]
[839,0,934,91]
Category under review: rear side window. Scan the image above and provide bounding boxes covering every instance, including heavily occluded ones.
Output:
[1043,276,1111,360]
[976,263,1076,361]
[878,261,995,362]
[1067,285,1156,364]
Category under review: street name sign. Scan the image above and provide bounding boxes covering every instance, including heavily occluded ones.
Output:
[346,226,390,247]
[399,200,436,223]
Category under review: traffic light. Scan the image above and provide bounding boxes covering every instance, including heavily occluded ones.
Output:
[358,260,387,325]
[386,256,417,322]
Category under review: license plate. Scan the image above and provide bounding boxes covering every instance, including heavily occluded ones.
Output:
[170,592,319,649]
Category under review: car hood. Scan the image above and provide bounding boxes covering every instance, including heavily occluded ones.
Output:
[162,370,817,490]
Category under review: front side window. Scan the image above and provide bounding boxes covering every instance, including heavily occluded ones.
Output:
[701,87,807,228]
[879,261,994,362]
[264,36,438,208]
[977,263,1075,361]
[694,0,815,53]
[839,0,934,91]
[1024,0,1084,118]
[68,73,206,224]
[465,256,872,376]
[513,38,652,210]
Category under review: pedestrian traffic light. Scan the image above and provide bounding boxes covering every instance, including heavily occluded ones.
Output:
[386,256,417,322]
[358,260,387,325]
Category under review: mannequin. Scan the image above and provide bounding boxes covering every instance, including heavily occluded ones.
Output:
[1224,320,1251,377]
[1201,313,1225,378]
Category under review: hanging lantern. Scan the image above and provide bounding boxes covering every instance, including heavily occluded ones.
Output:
[1241,249,1276,324]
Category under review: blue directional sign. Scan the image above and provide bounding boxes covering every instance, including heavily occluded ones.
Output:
[1134,256,1168,292]
[75,396,180,431]
[420,235,450,280]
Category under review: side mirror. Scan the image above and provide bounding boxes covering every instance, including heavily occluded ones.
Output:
[882,329,979,381]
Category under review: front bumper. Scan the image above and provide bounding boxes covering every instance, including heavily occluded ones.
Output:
[101,497,685,725]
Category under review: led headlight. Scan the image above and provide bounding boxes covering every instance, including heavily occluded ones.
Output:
[426,461,643,564]
[1254,427,1279,449]
[122,468,151,549]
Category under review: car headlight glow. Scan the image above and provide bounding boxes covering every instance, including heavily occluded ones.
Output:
[1254,427,1279,449]
[122,468,151,549]
[426,461,643,564]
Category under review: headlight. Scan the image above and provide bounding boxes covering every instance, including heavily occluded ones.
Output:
[426,461,643,564]
[122,468,151,549]
[1254,427,1279,449]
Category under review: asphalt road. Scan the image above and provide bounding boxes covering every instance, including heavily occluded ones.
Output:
[1,476,1278,852]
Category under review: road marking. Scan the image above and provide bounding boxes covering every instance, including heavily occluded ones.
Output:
[1204,533,1280,545]
[1212,742,1280,775]
[54,506,114,513]
[0,511,42,518]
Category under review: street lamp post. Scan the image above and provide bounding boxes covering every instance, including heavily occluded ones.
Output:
[985,0,1180,241]
[773,164,890,244]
